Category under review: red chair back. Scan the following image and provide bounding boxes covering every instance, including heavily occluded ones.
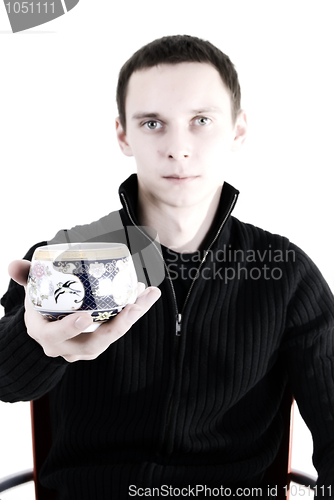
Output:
[30,394,57,500]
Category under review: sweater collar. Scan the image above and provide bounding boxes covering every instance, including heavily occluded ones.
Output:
[118,173,239,250]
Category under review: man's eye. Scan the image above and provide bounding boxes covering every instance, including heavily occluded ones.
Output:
[144,121,161,130]
[195,117,211,126]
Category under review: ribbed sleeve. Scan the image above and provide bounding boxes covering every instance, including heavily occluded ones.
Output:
[280,244,334,492]
[0,242,68,402]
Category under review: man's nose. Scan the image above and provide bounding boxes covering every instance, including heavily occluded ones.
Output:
[168,152,189,160]
[164,127,191,160]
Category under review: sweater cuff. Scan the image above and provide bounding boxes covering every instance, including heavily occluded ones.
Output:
[0,306,68,402]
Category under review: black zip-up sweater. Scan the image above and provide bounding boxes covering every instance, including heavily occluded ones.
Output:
[1,174,334,499]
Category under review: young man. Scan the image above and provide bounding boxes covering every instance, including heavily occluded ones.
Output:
[1,35,334,499]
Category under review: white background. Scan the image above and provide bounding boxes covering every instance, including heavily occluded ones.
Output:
[0,0,333,497]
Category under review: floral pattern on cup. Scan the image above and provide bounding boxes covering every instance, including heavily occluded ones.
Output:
[27,243,138,327]
[29,262,54,308]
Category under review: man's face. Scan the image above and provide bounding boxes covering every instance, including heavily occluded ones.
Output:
[116,62,247,210]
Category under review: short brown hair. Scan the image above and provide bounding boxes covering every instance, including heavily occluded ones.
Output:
[116,35,241,132]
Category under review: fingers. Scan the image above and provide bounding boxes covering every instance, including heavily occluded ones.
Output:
[25,304,94,355]
[55,287,161,363]
[8,260,31,287]
[10,254,161,363]
[23,270,161,362]
[137,282,146,295]
[126,286,161,322]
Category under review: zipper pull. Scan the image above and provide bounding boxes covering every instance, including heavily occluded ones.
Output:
[176,313,182,336]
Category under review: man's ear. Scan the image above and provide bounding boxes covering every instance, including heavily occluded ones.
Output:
[115,117,133,157]
[231,110,247,152]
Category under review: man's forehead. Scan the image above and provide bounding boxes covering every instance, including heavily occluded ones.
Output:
[128,61,222,86]
[126,62,231,114]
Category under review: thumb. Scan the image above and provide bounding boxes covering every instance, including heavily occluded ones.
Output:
[8,260,31,287]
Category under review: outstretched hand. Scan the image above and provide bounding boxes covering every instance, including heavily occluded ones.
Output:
[8,260,161,363]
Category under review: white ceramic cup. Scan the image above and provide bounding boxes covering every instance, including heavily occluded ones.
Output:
[27,242,138,332]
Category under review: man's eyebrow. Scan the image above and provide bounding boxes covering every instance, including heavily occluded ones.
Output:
[191,106,222,114]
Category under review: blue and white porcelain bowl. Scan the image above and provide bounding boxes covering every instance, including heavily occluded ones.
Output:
[27,242,138,331]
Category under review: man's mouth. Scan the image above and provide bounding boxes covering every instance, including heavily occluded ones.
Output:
[163,175,199,183]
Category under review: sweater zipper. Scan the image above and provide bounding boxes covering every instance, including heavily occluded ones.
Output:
[120,192,238,336]
[121,191,237,451]
[172,192,238,335]
[120,192,181,335]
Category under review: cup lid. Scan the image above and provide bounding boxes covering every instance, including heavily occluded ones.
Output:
[33,242,130,261]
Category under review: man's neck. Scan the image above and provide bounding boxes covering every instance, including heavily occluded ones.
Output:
[137,186,223,254]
